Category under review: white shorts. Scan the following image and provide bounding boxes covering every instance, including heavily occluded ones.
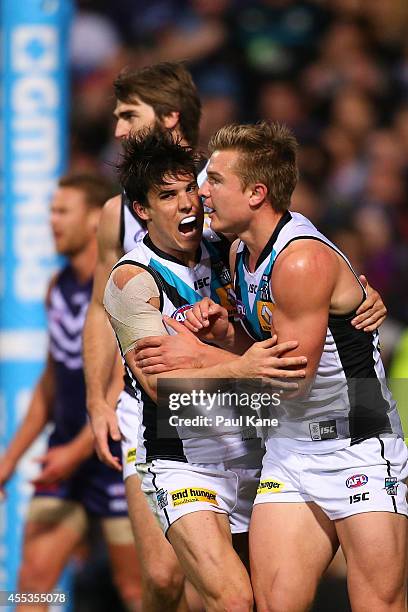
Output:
[116,390,141,480]
[254,435,408,520]
[141,453,262,535]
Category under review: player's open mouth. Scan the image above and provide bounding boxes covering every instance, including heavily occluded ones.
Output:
[178,215,198,235]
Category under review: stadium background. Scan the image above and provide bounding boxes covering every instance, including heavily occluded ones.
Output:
[1,0,408,609]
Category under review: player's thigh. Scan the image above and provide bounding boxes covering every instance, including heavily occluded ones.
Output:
[336,512,407,604]
[20,497,87,585]
[168,510,250,597]
[250,502,337,601]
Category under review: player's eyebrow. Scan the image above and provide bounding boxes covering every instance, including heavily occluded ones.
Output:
[207,170,223,179]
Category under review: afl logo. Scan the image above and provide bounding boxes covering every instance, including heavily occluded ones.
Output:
[171,304,193,322]
[346,474,368,489]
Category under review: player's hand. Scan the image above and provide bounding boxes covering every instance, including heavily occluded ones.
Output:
[237,335,307,388]
[0,456,16,500]
[134,317,203,375]
[87,400,122,471]
[183,298,231,342]
[351,275,387,332]
[31,444,84,485]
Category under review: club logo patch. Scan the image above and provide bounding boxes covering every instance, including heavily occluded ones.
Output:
[156,488,169,510]
[384,477,399,496]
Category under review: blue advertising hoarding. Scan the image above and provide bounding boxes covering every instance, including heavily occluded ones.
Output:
[0,0,73,600]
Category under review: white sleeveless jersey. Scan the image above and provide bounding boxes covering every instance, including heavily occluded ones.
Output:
[234,211,403,453]
[114,234,261,463]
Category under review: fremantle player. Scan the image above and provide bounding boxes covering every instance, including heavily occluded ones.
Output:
[0,175,141,611]
[103,130,311,611]
[177,122,407,611]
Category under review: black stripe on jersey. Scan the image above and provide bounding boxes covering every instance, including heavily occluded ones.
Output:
[242,210,292,271]
[378,437,398,513]
[329,317,391,443]
[148,465,171,531]
[143,235,202,267]
[112,260,164,312]
[138,382,187,462]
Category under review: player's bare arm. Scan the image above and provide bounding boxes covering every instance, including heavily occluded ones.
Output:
[271,239,364,396]
[106,265,306,403]
[83,195,125,467]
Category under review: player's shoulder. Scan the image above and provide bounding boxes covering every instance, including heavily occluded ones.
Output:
[272,239,337,292]
[111,262,147,290]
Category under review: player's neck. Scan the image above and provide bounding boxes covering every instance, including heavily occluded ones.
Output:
[239,208,284,272]
[69,240,98,284]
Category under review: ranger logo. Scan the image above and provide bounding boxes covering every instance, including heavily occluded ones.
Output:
[126,448,136,464]
[257,478,285,494]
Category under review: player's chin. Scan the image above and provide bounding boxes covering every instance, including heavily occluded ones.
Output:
[209,213,229,233]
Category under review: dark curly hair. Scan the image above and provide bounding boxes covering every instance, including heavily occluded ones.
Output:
[117,128,202,207]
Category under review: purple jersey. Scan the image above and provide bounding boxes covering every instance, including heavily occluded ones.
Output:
[35,265,127,517]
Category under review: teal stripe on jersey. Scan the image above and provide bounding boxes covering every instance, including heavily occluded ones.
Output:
[149,258,202,304]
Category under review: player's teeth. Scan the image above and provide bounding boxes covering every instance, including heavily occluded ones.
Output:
[180,216,196,225]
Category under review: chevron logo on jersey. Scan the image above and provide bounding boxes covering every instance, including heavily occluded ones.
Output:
[256,301,274,332]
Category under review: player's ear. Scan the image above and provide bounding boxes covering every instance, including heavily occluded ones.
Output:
[161,111,180,130]
[249,183,268,208]
[133,200,150,221]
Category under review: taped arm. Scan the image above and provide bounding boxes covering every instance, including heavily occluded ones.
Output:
[104,266,167,355]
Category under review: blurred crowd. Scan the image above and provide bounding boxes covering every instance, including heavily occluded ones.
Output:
[68,0,408,364]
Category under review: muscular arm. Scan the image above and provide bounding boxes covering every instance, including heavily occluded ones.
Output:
[271,240,363,397]
[83,195,124,445]
[104,264,305,403]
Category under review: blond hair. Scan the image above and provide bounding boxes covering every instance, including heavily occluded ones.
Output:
[209,121,299,212]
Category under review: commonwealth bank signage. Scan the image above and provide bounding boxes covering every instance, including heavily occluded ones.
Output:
[0,0,73,598]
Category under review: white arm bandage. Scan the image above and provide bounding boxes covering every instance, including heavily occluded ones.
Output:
[103,270,167,355]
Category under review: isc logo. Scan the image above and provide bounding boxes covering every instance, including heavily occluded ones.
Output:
[248,283,258,294]
[309,420,337,441]
[346,474,368,489]
[349,492,370,504]
[194,277,210,290]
